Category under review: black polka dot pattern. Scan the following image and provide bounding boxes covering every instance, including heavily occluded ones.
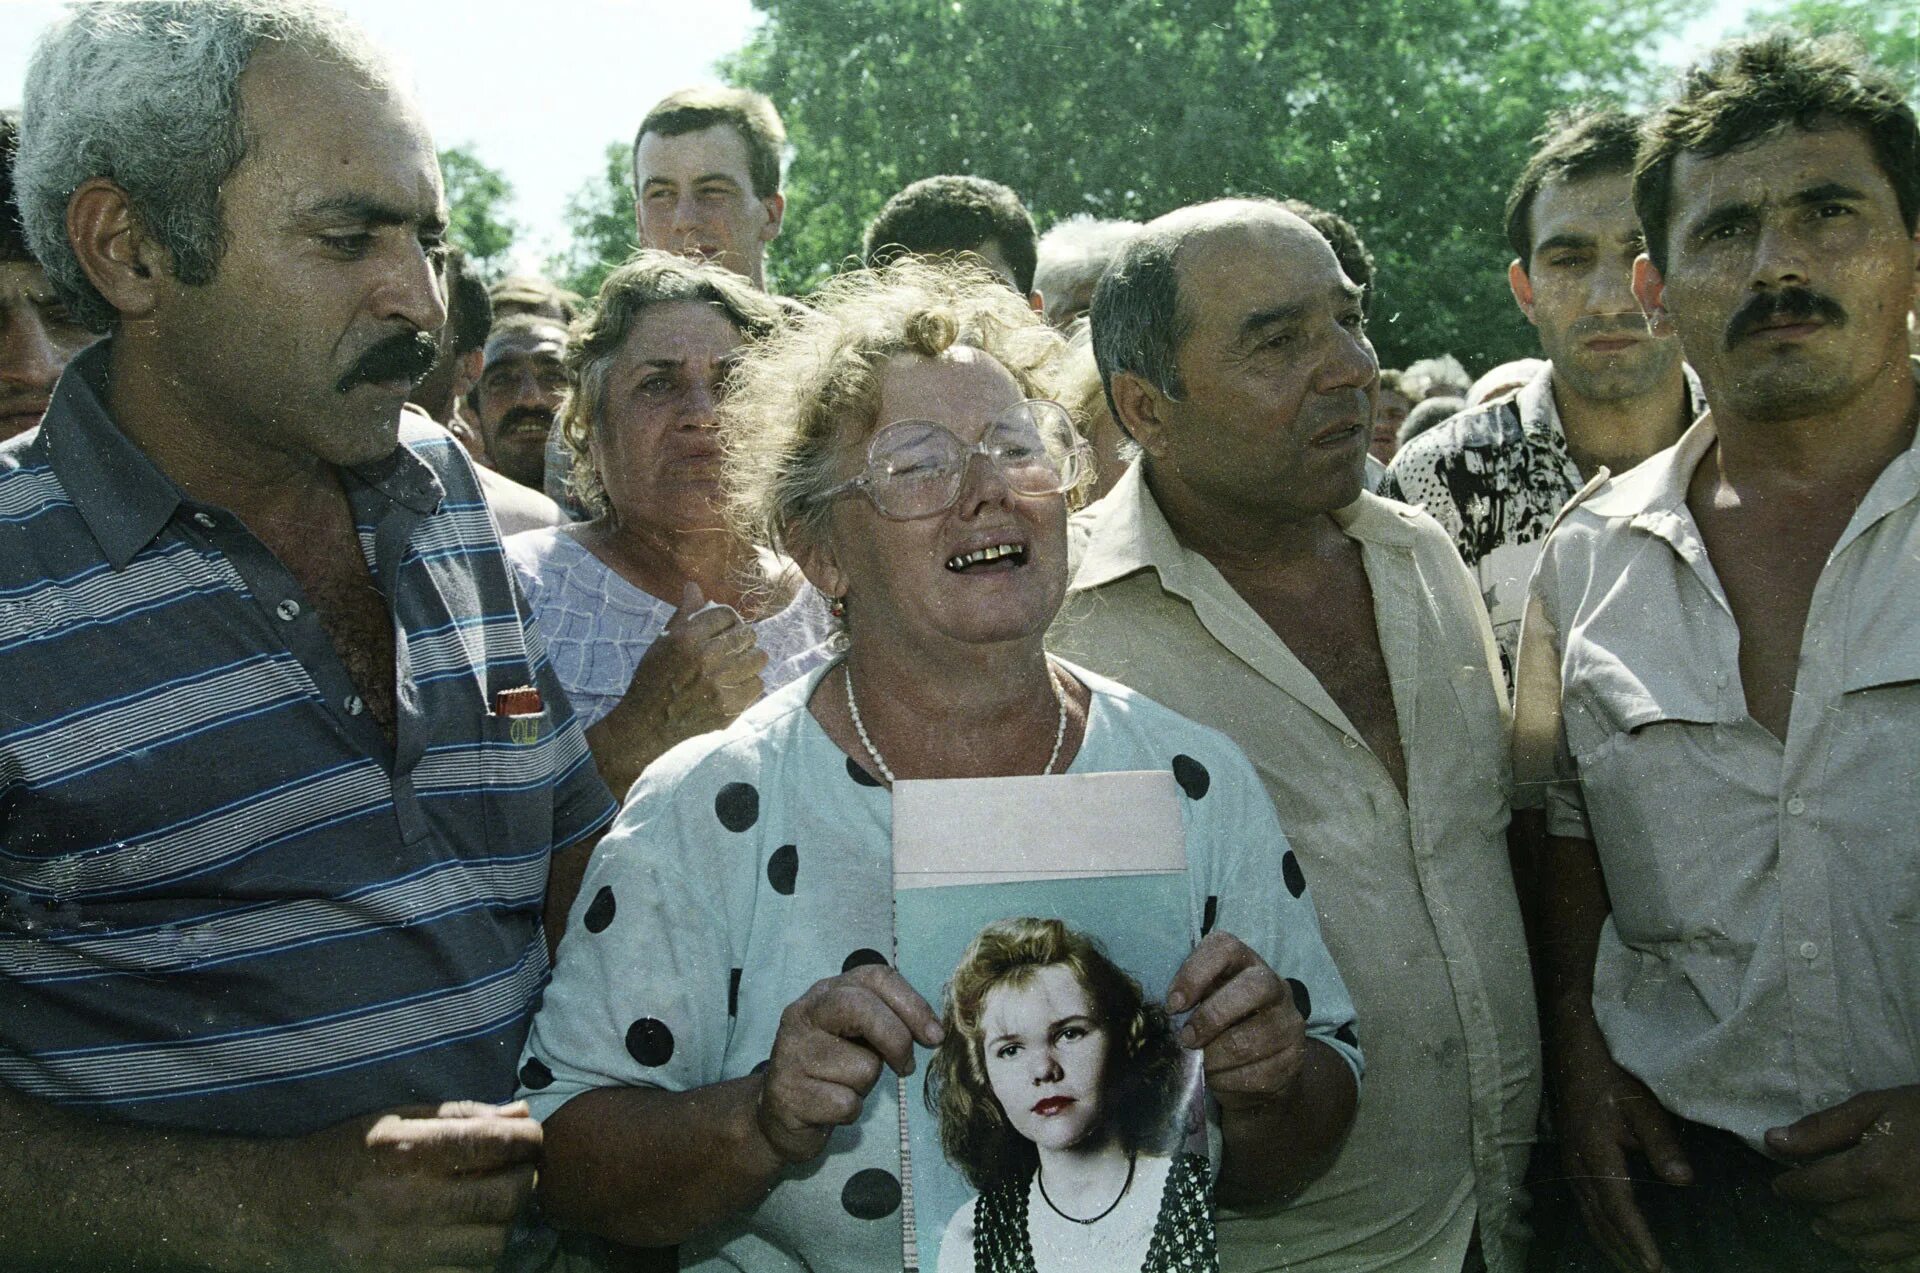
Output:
[846,756,883,788]
[751,1057,771,1075]
[728,967,742,1018]
[1172,754,1210,800]
[842,948,888,973]
[1335,1022,1359,1049]
[841,1168,902,1220]
[625,1018,675,1068]
[767,844,799,895]
[519,1057,554,1090]
[1287,978,1312,1022]
[715,782,759,831]
[583,886,616,933]
[1201,896,1219,937]
[1282,850,1307,899]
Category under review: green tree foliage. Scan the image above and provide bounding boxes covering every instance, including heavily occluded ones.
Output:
[1746,0,1917,89]
[723,0,1687,370]
[439,145,519,280]
[550,142,642,300]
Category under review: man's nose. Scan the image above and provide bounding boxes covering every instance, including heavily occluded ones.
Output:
[1750,217,1812,290]
[373,237,448,337]
[0,305,65,393]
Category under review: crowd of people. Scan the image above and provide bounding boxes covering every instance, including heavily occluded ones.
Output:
[0,2,1914,1273]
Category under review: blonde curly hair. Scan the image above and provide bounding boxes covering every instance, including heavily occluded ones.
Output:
[720,257,1075,557]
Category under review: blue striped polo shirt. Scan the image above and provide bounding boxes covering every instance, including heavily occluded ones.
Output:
[0,341,616,1136]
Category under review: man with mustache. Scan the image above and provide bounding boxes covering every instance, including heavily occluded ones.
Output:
[1054,199,1538,1273]
[1385,107,1702,688]
[0,2,615,1267]
[1515,34,1920,1273]
[472,312,569,492]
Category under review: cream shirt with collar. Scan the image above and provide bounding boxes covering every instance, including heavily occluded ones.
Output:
[1514,388,1920,1148]
[1054,464,1540,1273]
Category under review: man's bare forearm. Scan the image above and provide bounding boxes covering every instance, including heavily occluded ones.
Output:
[1538,833,1612,1038]
[539,1076,788,1250]
[1216,1039,1357,1210]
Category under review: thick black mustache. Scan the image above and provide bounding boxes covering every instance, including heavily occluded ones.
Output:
[336,331,439,393]
[1725,287,1848,346]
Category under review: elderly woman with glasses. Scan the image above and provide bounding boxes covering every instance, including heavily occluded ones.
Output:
[504,252,833,806]
[514,261,1361,1271]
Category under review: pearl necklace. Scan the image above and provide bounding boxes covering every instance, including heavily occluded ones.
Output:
[843,658,1068,786]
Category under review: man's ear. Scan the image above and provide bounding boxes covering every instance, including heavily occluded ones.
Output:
[759,191,786,245]
[67,177,162,321]
[1507,259,1537,325]
[1108,370,1173,461]
[1632,255,1674,339]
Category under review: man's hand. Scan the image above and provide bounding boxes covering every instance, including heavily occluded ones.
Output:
[1770,1085,1920,1267]
[1166,932,1305,1112]
[754,965,943,1165]
[1548,1012,1692,1273]
[588,582,768,796]
[276,1100,542,1272]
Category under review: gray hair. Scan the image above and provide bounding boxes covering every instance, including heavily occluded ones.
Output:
[1034,215,1138,325]
[1088,223,1188,435]
[562,250,783,520]
[16,0,394,332]
[1401,353,1472,401]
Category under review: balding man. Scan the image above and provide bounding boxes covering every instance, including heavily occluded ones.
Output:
[1053,199,1539,1273]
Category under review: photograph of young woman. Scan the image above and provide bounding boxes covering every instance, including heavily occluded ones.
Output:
[927,917,1216,1273]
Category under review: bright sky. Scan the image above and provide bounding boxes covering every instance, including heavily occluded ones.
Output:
[0,0,762,270]
[0,0,1767,272]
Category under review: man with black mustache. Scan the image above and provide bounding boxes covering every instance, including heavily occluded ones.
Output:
[473,312,569,492]
[1386,107,1702,689]
[0,2,615,1267]
[1515,34,1920,1273]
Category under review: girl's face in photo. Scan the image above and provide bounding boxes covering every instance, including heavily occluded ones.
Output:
[980,962,1112,1153]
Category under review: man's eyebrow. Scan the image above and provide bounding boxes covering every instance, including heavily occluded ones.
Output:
[1534,232,1596,256]
[1688,196,1758,241]
[298,194,444,229]
[1790,181,1870,207]
[1238,300,1310,341]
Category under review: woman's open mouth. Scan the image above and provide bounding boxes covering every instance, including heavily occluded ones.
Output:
[1031,1095,1075,1116]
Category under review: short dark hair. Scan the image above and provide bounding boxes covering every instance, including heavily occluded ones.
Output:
[0,109,28,262]
[1504,106,1643,268]
[444,246,493,356]
[862,175,1038,296]
[633,85,786,201]
[1635,33,1920,272]
[1281,198,1376,314]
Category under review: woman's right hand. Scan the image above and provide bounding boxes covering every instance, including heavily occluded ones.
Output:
[754,965,945,1164]
[586,582,769,795]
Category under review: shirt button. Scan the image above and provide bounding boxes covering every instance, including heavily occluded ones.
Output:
[1799,941,1819,961]
[345,695,365,717]
[275,599,301,622]
[191,512,216,530]
[1786,796,1806,816]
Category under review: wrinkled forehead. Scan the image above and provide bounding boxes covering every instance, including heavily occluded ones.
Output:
[1170,213,1356,347]
[483,328,567,369]
[636,123,755,186]
[867,347,1024,433]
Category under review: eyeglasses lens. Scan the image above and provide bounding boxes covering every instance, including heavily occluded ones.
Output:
[866,403,1079,519]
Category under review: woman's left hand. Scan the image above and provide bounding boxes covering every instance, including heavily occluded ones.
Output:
[1165,932,1306,1114]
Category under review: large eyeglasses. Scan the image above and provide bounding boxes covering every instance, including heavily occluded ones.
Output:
[826,399,1089,521]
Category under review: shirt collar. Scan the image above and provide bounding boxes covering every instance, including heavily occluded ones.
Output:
[41,339,182,570]
[42,340,444,569]
[1069,460,1423,601]
[1519,360,1708,451]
